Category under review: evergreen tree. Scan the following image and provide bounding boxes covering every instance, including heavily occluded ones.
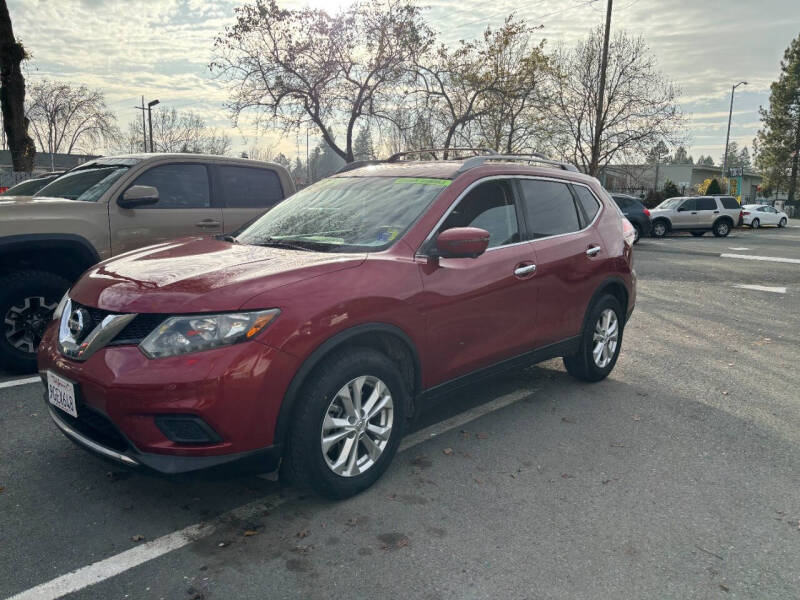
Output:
[663,179,679,198]
[756,34,800,201]
[353,126,376,161]
[706,178,722,195]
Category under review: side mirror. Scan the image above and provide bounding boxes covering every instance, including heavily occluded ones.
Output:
[118,185,159,209]
[435,227,490,259]
[677,206,686,212]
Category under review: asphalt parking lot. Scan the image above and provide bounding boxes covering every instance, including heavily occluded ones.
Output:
[2,221,800,600]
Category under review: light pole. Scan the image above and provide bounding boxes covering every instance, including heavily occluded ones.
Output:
[722,81,747,190]
[147,99,160,153]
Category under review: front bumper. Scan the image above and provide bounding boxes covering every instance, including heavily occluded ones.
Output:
[38,321,299,474]
[47,403,283,475]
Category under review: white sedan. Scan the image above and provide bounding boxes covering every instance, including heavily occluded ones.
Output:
[741,204,789,228]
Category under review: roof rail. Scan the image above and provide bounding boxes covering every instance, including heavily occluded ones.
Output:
[387,148,497,162]
[456,154,579,174]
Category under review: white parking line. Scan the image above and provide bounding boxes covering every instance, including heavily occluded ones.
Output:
[0,376,42,390]
[721,253,800,265]
[728,247,749,251]
[733,284,787,294]
[6,387,534,600]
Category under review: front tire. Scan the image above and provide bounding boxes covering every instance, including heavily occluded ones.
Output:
[0,271,69,374]
[713,219,732,237]
[632,223,641,244]
[282,348,408,499]
[563,294,624,383]
[779,218,787,228]
[751,218,760,229]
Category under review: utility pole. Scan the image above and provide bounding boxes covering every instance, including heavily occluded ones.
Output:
[134,96,147,152]
[306,128,310,184]
[722,81,747,191]
[590,0,613,176]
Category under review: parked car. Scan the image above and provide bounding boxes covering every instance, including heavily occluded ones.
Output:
[0,153,295,373]
[0,171,65,196]
[611,194,651,242]
[39,151,637,498]
[741,204,789,228]
[649,195,742,238]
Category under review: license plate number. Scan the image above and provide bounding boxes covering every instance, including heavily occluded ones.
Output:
[47,371,77,418]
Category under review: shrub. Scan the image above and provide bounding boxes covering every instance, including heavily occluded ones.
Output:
[706,178,722,195]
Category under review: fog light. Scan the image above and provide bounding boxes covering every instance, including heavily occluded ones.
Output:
[154,415,221,444]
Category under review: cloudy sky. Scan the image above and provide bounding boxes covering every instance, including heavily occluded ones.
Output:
[9,0,800,162]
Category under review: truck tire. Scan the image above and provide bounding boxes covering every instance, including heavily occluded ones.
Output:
[0,271,69,373]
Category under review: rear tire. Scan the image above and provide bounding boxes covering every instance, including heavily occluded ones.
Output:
[563,294,624,383]
[651,220,668,238]
[779,218,787,228]
[751,218,760,229]
[713,219,732,237]
[281,348,408,499]
[690,231,705,237]
[0,270,69,374]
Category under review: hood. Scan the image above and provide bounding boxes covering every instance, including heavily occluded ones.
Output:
[0,195,75,205]
[70,237,367,313]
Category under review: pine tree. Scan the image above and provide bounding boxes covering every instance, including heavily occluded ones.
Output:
[353,126,376,161]
[706,178,722,195]
[756,34,800,201]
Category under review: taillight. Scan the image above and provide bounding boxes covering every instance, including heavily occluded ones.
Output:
[742,211,749,216]
[643,208,651,218]
[622,218,636,247]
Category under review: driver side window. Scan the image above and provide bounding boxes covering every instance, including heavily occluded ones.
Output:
[679,198,697,211]
[440,180,519,248]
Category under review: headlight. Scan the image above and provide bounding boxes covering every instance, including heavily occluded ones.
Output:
[139,309,280,359]
[53,291,70,321]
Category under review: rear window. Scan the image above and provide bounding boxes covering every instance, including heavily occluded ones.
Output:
[218,165,284,208]
[719,196,740,209]
[697,197,717,210]
[519,179,581,238]
[575,186,601,224]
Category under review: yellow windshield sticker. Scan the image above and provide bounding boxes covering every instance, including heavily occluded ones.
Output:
[393,177,451,187]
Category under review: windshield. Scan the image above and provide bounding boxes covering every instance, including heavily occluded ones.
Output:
[34,164,131,202]
[236,176,449,252]
[1,175,60,196]
[656,198,683,210]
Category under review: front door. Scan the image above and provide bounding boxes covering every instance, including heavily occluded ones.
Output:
[418,179,539,385]
[109,163,222,254]
[672,198,698,229]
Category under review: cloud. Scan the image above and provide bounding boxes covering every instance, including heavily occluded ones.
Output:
[8,0,799,159]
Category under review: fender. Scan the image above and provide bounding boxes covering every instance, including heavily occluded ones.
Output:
[272,322,422,447]
[0,233,101,264]
[582,275,632,330]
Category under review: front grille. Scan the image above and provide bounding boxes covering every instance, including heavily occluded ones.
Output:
[71,302,166,346]
[54,404,129,453]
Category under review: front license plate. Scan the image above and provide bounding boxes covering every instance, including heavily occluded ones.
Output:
[47,371,77,418]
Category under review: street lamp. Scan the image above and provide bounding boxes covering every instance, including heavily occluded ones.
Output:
[722,81,747,189]
[147,99,160,153]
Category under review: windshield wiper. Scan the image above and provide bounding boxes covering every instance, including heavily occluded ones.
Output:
[256,236,318,252]
[220,234,239,244]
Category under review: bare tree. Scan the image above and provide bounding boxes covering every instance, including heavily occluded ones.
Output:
[118,108,231,156]
[0,0,35,171]
[26,80,118,165]
[212,0,433,162]
[548,27,684,175]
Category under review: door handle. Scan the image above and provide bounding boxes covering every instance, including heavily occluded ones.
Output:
[690,211,697,214]
[586,245,602,257]
[514,264,537,277]
[713,211,720,214]
[195,219,221,228]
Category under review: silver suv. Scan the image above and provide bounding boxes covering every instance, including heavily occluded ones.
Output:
[649,195,741,238]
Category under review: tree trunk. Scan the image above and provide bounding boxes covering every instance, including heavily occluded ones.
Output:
[0,0,35,172]
[788,114,800,202]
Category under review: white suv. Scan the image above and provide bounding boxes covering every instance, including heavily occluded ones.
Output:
[650,196,742,238]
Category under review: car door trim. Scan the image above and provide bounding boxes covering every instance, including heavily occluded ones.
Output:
[416,175,605,258]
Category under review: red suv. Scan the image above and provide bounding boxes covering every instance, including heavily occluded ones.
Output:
[38,152,636,498]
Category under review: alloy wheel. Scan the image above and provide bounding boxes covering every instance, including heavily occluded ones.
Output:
[4,296,57,354]
[320,375,394,477]
[592,308,619,369]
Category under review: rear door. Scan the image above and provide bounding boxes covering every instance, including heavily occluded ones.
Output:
[518,178,602,346]
[109,162,222,254]
[695,196,718,228]
[213,165,286,234]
